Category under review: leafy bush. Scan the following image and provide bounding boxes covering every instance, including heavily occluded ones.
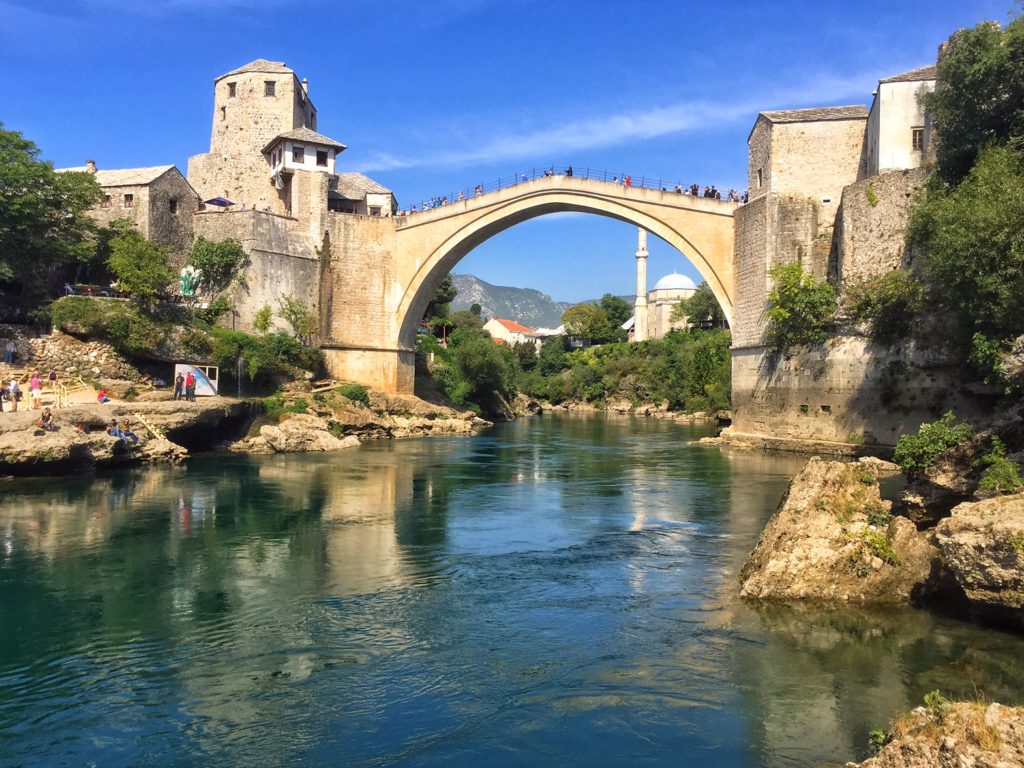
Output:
[893,412,975,475]
[107,229,174,301]
[967,332,1005,387]
[51,296,167,356]
[977,437,1023,495]
[765,262,837,354]
[923,690,950,722]
[206,327,323,383]
[338,383,370,406]
[845,270,924,341]
[863,530,901,566]
[187,237,246,293]
[262,393,309,423]
[911,145,1024,342]
[253,304,273,334]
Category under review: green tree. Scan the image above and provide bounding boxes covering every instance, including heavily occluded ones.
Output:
[0,124,101,306]
[512,340,537,371]
[764,262,836,354]
[921,15,1024,183]
[911,144,1024,341]
[600,293,632,328]
[253,304,273,334]
[844,269,924,342]
[277,296,318,345]
[423,273,457,323]
[187,237,246,293]
[562,303,614,345]
[671,281,725,328]
[453,336,514,399]
[537,335,568,375]
[469,302,482,317]
[106,229,174,302]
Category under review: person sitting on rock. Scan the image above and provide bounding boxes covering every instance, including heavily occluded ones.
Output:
[36,408,57,432]
[118,418,139,445]
[97,389,111,404]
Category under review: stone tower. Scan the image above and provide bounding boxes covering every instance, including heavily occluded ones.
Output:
[187,59,320,211]
[633,228,649,341]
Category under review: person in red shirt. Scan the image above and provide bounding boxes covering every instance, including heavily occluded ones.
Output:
[185,372,197,402]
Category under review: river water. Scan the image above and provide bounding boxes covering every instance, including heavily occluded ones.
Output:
[1,414,1023,767]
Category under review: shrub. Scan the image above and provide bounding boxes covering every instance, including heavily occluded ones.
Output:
[967,332,1005,387]
[845,270,924,342]
[765,262,836,354]
[893,412,975,475]
[107,229,174,301]
[866,184,879,207]
[976,436,1023,495]
[863,529,901,565]
[923,690,950,722]
[338,383,370,407]
[262,393,309,423]
[187,237,246,293]
[253,304,273,334]
[868,729,887,754]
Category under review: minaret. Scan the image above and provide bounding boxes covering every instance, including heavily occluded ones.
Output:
[633,228,649,341]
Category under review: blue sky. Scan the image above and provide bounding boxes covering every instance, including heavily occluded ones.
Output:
[1,0,1013,302]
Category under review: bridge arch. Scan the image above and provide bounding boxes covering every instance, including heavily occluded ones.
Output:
[321,176,735,393]
[394,179,736,350]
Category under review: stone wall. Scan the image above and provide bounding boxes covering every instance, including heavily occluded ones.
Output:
[731,337,983,447]
[830,168,929,288]
[747,117,772,198]
[732,194,825,348]
[0,326,140,381]
[193,210,319,333]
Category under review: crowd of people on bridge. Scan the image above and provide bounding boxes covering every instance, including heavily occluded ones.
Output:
[397,167,749,217]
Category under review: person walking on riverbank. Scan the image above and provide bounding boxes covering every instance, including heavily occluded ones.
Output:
[3,340,14,364]
[185,371,196,402]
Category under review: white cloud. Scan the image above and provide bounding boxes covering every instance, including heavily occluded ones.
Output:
[350,67,902,174]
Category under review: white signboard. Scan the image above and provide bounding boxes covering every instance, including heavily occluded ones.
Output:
[173,364,219,396]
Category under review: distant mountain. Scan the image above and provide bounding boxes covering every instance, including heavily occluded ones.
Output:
[451,274,573,329]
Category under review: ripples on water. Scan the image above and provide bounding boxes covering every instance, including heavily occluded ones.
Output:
[1,413,1023,767]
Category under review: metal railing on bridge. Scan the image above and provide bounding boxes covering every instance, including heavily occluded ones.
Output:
[398,167,743,217]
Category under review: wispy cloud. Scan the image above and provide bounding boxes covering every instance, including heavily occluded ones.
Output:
[350,68,899,174]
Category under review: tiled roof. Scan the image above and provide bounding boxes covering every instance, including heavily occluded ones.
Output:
[56,165,175,186]
[494,318,535,335]
[879,64,938,84]
[759,105,868,123]
[262,127,347,153]
[218,59,293,80]
[332,173,392,199]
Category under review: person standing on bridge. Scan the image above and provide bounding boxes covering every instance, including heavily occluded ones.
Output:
[624,175,632,187]
[565,166,573,177]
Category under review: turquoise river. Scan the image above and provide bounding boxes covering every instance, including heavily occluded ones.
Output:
[2,414,1023,766]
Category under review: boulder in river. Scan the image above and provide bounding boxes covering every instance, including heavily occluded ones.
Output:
[934,493,1024,631]
[232,413,359,454]
[740,457,940,603]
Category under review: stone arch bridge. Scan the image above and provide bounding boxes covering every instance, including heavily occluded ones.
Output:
[319,175,737,393]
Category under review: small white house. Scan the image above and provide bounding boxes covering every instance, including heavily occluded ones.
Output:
[483,317,539,348]
[864,65,937,176]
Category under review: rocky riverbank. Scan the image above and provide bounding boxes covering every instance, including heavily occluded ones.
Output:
[845,700,1024,768]
[0,388,491,478]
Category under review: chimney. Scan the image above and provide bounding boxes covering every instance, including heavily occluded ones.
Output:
[85,159,97,173]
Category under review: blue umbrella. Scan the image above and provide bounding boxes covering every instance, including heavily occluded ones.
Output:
[204,196,234,207]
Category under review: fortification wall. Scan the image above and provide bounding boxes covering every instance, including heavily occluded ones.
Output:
[731,337,982,447]
[193,210,319,333]
[830,168,929,287]
[732,194,825,348]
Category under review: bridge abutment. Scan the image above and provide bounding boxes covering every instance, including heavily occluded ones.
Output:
[322,345,415,394]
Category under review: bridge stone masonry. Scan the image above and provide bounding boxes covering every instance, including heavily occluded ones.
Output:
[318,175,738,393]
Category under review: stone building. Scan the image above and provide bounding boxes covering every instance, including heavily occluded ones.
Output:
[747,106,868,209]
[329,174,397,217]
[628,228,699,342]
[864,65,937,176]
[56,160,201,265]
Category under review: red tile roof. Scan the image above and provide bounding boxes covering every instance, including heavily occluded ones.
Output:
[493,318,535,334]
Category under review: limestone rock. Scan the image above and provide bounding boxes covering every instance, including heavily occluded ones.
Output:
[845,702,1024,768]
[236,413,359,454]
[934,494,1024,630]
[740,457,940,603]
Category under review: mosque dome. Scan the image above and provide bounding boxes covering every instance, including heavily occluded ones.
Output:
[652,272,697,292]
